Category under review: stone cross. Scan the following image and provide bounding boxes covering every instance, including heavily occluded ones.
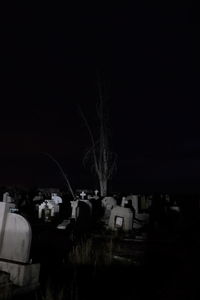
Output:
[80,191,86,200]
[94,190,99,196]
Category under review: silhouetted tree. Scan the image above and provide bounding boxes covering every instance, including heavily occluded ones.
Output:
[79,80,117,197]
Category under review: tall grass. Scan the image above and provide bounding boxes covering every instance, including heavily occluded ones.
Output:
[42,235,116,300]
[68,236,114,267]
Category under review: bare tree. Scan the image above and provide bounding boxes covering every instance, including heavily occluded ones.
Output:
[79,81,117,197]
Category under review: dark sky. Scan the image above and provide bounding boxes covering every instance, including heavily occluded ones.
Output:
[0,4,199,193]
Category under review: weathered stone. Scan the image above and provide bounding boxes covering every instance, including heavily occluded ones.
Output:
[108,206,133,232]
[0,211,31,263]
[0,202,40,288]
[0,262,40,287]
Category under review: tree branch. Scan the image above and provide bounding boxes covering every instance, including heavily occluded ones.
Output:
[78,106,100,176]
[42,152,76,200]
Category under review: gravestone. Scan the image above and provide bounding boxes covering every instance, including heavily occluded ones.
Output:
[76,200,92,231]
[101,196,117,224]
[38,199,60,220]
[0,202,40,287]
[102,196,117,210]
[51,193,62,205]
[70,200,79,220]
[38,200,54,221]
[93,190,99,200]
[79,199,92,215]
[3,192,13,203]
[125,195,139,213]
[121,196,127,207]
[80,191,86,200]
[125,195,149,230]
[0,210,31,262]
[32,191,44,203]
[108,206,133,232]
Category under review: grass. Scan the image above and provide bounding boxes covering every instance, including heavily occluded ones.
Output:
[68,235,114,267]
[41,233,122,300]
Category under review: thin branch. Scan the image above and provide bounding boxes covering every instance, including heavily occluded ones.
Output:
[78,106,100,176]
[107,153,118,179]
[42,152,76,200]
[83,140,100,168]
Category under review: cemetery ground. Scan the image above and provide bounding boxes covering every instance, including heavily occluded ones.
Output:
[1,193,200,300]
[11,216,200,300]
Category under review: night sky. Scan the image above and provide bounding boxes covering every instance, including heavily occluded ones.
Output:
[0,4,199,193]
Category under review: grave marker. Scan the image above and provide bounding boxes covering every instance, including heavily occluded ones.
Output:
[0,202,40,287]
[70,200,79,220]
[108,206,133,232]
[80,191,86,200]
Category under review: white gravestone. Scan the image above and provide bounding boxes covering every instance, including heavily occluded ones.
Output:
[0,204,32,263]
[51,193,62,204]
[70,201,79,220]
[0,202,40,286]
[121,196,128,207]
[108,206,134,232]
[0,202,15,250]
[80,191,86,200]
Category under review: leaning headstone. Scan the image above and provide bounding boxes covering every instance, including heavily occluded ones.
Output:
[0,202,40,287]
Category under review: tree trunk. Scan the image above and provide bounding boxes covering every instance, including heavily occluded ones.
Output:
[99,176,107,197]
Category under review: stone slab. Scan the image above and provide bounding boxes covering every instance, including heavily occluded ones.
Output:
[0,261,40,287]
